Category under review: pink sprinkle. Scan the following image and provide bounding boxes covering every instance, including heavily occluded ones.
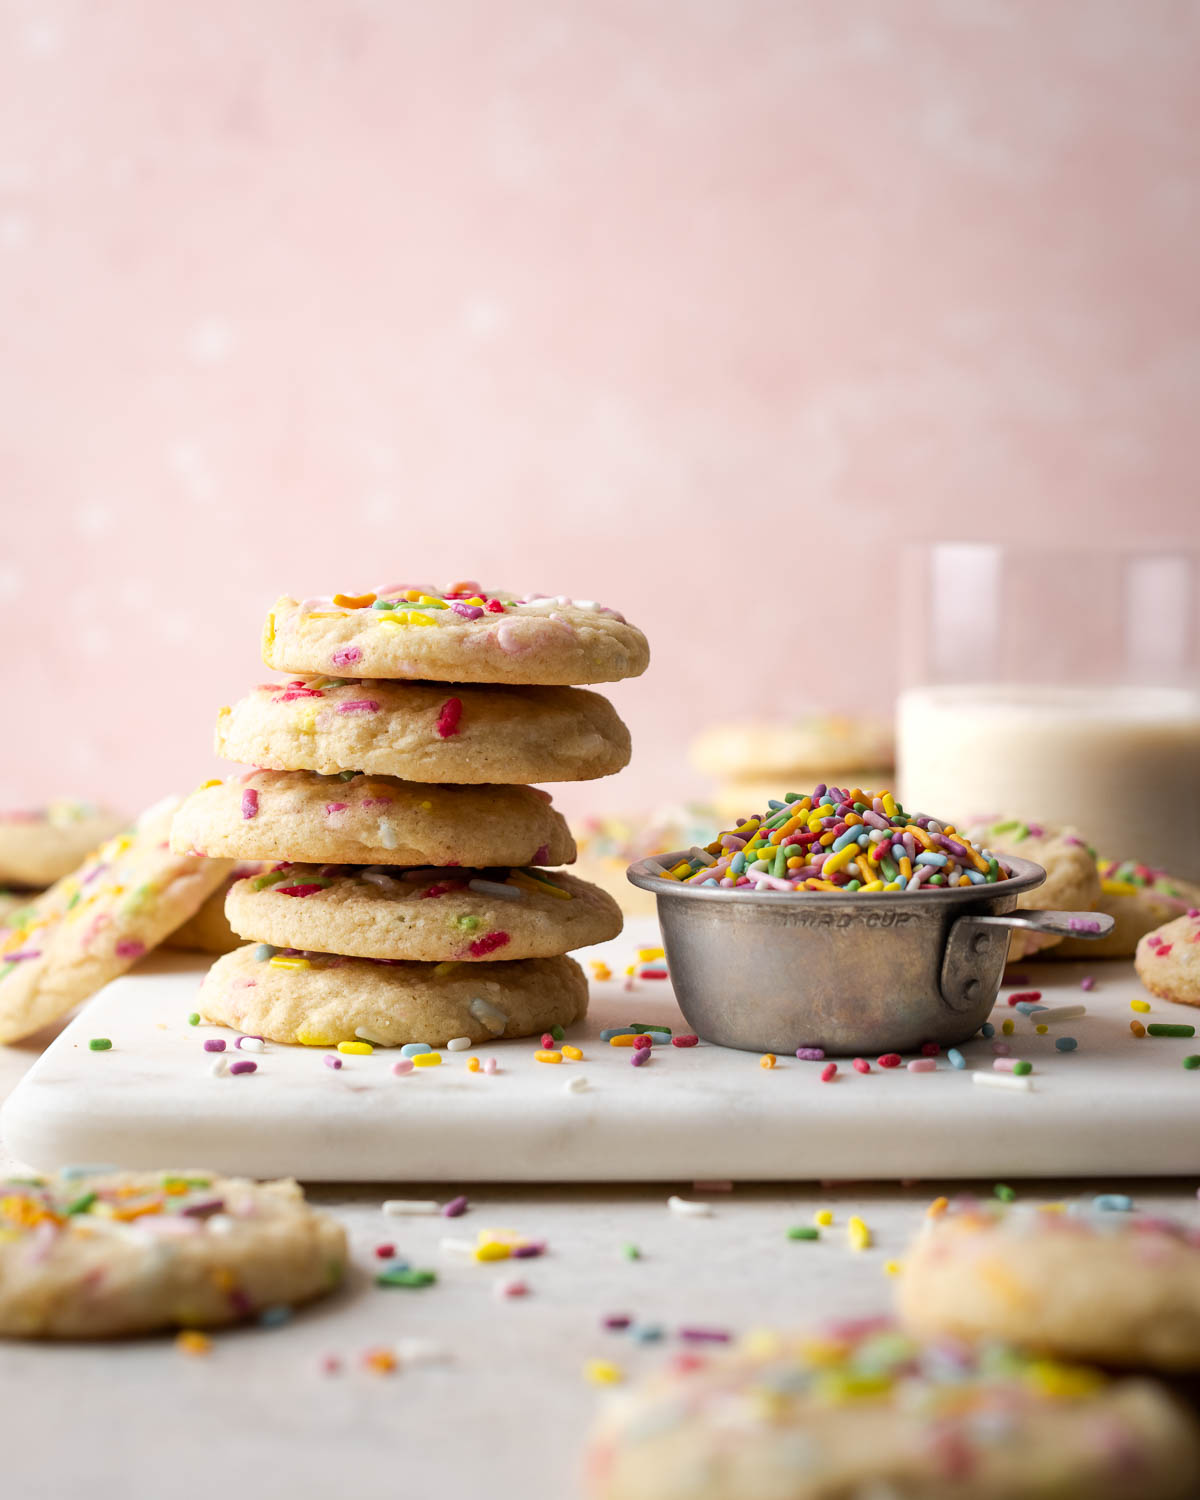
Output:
[330,646,362,668]
[324,802,349,815]
[1157,945,1173,957]
[820,1062,838,1082]
[992,1042,1012,1056]
[673,1035,699,1047]
[450,602,485,620]
[324,1055,342,1070]
[442,1195,469,1218]
[852,1057,871,1073]
[877,1054,901,1069]
[496,621,525,653]
[532,844,550,864]
[498,1278,529,1298]
[276,884,326,898]
[469,931,510,957]
[1,949,40,962]
[540,1033,555,1048]
[337,700,380,714]
[361,797,393,808]
[1007,991,1041,1005]
[375,1243,395,1258]
[320,1355,342,1375]
[1080,976,1096,991]
[435,697,463,738]
[391,1059,413,1076]
[908,1058,936,1073]
[482,1057,499,1074]
[993,1057,1021,1072]
[630,1047,650,1067]
[115,939,146,960]
[633,1034,653,1050]
[241,789,259,820]
[229,1059,257,1075]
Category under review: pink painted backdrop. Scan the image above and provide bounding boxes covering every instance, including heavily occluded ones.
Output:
[2,1,1199,820]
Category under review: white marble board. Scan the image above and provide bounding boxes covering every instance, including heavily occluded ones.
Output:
[3,919,1198,1181]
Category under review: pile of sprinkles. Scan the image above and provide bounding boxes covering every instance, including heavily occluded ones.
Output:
[650,787,1014,894]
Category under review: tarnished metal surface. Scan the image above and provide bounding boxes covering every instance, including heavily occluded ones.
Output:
[626,854,1114,1055]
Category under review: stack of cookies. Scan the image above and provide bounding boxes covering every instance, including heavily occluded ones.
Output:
[169,582,650,1050]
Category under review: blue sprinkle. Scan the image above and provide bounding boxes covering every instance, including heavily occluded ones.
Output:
[1092,1193,1132,1212]
[253,944,275,961]
[947,1048,966,1070]
[600,1027,629,1042]
[60,1164,118,1180]
[1055,1036,1078,1052]
[400,1042,432,1058]
[1015,1002,1048,1016]
[258,1304,293,1328]
[980,1022,995,1039]
[632,1324,665,1343]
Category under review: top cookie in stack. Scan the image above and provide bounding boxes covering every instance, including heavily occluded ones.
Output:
[170,582,649,1051]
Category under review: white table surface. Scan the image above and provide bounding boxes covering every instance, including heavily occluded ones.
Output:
[2,1014,1199,1500]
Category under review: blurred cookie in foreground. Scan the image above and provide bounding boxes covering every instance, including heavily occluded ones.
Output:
[572,806,719,918]
[0,800,127,888]
[586,1319,1200,1500]
[1052,858,1200,960]
[965,818,1101,962]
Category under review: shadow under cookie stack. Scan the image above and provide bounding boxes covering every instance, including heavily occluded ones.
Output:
[169,582,649,1055]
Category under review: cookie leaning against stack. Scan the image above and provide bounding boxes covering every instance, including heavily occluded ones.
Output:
[171,581,648,1048]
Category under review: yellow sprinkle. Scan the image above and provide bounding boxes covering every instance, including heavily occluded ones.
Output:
[1038,1202,1069,1214]
[859,880,885,892]
[1130,999,1151,1013]
[927,1196,949,1218]
[475,1241,511,1262]
[413,1052,442,1068]
[269,956,310,970]
[637,947,665,962]
[561,1044,583,1061]
[1026,1360,1104,1399]
[338,1041,373,1055]
[1102,879,1139,896]
[264,612,275,644]
[432,961,458,976]
[814,1209,834,1227]
[883,1260,903,1277]
[296,1032,332,1046]
[589,961,612,981]
[199,779,222,790]
[881,792,897,816]
[609,1035,639,1048]
[847,1215,871,1251]
[760,1053,776,1069]
[1001,1019,1014,1035]
[1130,1020,1146,1037]
[823,845,858,876]
[1035,1024,1048,1034]
[304,610,348,619]
[583,1359,624,1385]
[534,1050,563,1064]
[466,1056,481,1073]
[175,1330,212,1357]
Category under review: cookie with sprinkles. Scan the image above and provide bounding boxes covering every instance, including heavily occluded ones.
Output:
[198,946,587,1047]
[0,799,127,887]
[166,862,265,956]
[225,863,621,962]
[215,678,631,784]
[966,819,1101,961]
[0,1169,346,1338]
[0,798,235,1045]
[586,1320,1200,1499]
[261,584,650,686]
[170,770,576,868]
[1134,909,1200,1008]
[900,1198,1200,1373]
[1053,859,1200,960]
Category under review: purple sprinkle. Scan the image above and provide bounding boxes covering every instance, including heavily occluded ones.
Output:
[324,1055,342,1070]
[229,1059,257,1075]
[1080,976,1096,992]
[450,601,485,619]
[532,844,550,865]
[679,1327,732,1344]
[512,1242,545,1259]
[114,939,146,960]
[241,789,259,820]
[337,699,380,714]
[630,1047,650,1067]
[1068,916,1101,933]
[180,1197,226,1219]
[795,1047,825,1061]
[603,1314,632,1331]
[2,949,41,963]
[330,646,362,667]
[203,1038,226,1053]
[442,1194,469,1218]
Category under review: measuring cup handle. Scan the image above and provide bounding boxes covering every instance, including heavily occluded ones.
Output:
[940,908,1116,1012]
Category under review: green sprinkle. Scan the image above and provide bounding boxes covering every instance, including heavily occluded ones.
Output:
[787,1226,820,1241]
[371,598,398,610]
[337,769,360,781]
[994,1184,1016,1203]
[376,1267,437,1288]
[1148,1024,1196,1038]
[456,915,480,932]
[622,1243,641,1260]
[251,869,291,892]
[187,1012,201,1026]
[65,1192,97,1215]
[88,1038,112,1052]
[1182,1056,1200,1070]
[1011,1061,1032,1076]
[550,1025,564,1041]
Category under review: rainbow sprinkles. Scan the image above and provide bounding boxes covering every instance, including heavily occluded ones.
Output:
[651,787,1015,894]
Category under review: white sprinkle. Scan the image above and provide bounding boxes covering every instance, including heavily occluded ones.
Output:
[355,1026,390,1045]
[206,1214,236,1235]
[395,1338,451,1366]
[467,878,524,902]
[469,997,509,1035]
[446,1036,472,1052]
[209,1056,228,1077]
[383,1199,441,1216]
[237,1036,265,1052]
[377,818,399,849]
[438,1237,477,1256]
[972,1071,1033,1093]
[1033,1004,1087,1022]
[668,1195,713,1217]
[360,871,399,889]
[564,1075,588,1094]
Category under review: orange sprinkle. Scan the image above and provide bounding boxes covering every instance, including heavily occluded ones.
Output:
[927,1196,949,1218]
[332,591,376,609]
[363,1347,397,1374]
[111,1201,164,1222]
[1130,1020,1146,1037]
[760,1053,776,1069]
[176,1330,213,1356]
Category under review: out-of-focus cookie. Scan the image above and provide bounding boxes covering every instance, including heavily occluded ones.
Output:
[0,1169,346,1338]
[225,863,621,962]
[0,800,127,887]
[711,772,894,822]
[198,945,587,1047]
[691,715,894,782]
[1053,860,1200,960]
[586,1318,1200,1500]
[0,889,41,929]
[899,1198,1200,1373]
[262,584,649,686]
[0,799,234,1045]
[572,805,720,919]
[216,678,631,784]
[169,770,576,869]
[966,819,1101,961]
[166,863,264,955]
[1134,910,1200,1008]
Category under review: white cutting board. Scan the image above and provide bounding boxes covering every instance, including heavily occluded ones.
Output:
[3,919,1198,1181]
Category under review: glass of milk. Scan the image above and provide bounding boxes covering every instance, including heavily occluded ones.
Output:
[896,544,1200,880]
